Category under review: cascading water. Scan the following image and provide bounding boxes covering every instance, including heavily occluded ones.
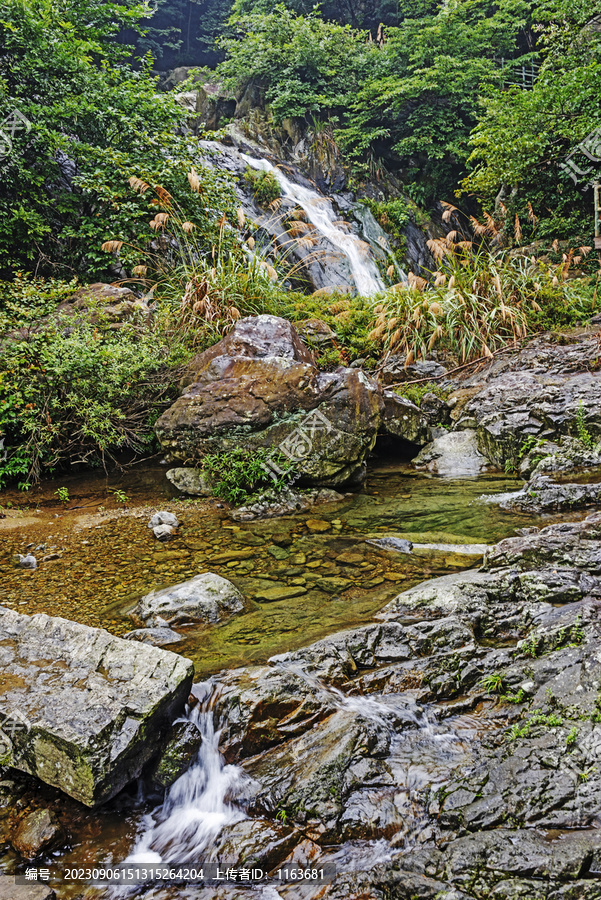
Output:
[103,669,479,899]
[241,153,386,297]
[124,683,249,868]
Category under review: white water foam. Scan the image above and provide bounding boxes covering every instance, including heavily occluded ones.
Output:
[241,153,386,297]
[125,682,248,866]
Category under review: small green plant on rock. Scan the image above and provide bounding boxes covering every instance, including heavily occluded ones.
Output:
[244,168,281,207]
[519,632,541,659]
[395,382,449,407]
[201,446,295,505]
[480,672,506,694]
[566,726,578,747]
[109,489,130,504]
[576,403,595,449]
[507,709,563,742]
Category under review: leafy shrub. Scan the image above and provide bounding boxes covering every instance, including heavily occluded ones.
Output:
[201,446,295,504]
[361,199,411,242]
[244,168,281,207]
[0,0,236,280]
[0,287,192,487]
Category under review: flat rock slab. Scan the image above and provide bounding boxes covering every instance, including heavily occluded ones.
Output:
[0,607,194,807]
[0,877,55,900]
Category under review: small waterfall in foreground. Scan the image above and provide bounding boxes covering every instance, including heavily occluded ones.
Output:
[125,682,248,866]
[241,153,386,297]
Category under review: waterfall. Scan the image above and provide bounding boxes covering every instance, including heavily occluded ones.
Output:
[241,153,386,297]
[125,682,249,866]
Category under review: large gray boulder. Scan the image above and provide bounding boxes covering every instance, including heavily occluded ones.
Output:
[0,607,193,807]
[454,334,601,468]
[380,391,431,446]
[413,428,490,476]
[133,572,245,627]
[155,315,383,487]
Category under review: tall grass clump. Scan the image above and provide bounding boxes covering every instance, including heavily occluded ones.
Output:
[370,240,594,364]
[101,172,286,347]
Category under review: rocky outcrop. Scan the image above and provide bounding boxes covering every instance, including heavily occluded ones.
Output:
[413,428,490,476]
[0,607,193,806]
[381,391,431,446]
[452,333,601,468]
[198,512,601,898]
[133,573,245,627]
[155,315,384,487]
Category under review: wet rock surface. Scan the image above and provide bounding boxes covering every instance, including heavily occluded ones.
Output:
[380,391,431,446]
[414,429,490,477]
[10,808,64,859]
[194,512,601,899]
[452,333,601,469]
[0,877,56,899]
[155,315,383,487]
[148,721,203,789]
[133,572,245,627]
[0,607,193,806]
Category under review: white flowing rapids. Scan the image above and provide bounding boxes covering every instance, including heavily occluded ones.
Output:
[126,682,248,866]
[241,153,386,297]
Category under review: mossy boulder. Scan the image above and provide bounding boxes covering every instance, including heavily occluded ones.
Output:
[0,607,193,806]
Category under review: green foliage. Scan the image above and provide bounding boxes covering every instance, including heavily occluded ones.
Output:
[480,672,506,693]
[217,0,531,200]
[463,0,601,242]
[244,168,281,207]
[361,199,411,242]
[0,0,235,279]
[395,382,449,407]
[517,616,585,660]
[109,489,130,503]
[54,486,70,506]
[261,292,380,364]
[566,726,578,747]
[507,709,563,742]
[576,403,595,449]
[201,447,296,504]
[218,7,371,123]
[370,246,595,363]
[0,283,191,487]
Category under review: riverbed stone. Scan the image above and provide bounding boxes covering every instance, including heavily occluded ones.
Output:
[11,808,65,859]
[230,487,345,521]
[124,626,183,647]
[0,607,193,806]
[166,467,213,496]
[148,511,180,528]
[0,877,56,900]
[133,572,245,627]
[413,429,490,476]
[155,315,383,487]
[254,584,307,602]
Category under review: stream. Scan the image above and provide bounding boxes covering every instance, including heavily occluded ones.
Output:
[0,457,562,897]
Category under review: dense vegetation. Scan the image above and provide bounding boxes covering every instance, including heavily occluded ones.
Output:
[1,0,599,488]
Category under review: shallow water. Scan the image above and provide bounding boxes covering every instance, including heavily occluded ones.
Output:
[0,461,535,678]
